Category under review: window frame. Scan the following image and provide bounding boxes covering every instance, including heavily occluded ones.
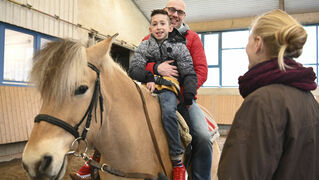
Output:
[199,24,319,87]
[199,28,250,87]
[0,22,56,86]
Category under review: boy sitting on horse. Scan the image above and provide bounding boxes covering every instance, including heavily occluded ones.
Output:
[129,9,197,180]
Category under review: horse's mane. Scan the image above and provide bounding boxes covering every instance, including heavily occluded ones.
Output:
[30,39,87,105]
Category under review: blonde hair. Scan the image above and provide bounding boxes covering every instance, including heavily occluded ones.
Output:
[30,40,87,105]
[251,9,307,71]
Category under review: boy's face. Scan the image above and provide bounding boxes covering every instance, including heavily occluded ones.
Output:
[149,14,173,41]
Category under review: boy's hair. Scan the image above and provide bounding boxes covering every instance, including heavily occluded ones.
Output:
[150,9,170,23]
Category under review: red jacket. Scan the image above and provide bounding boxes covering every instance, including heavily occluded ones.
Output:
[143,27,208,97]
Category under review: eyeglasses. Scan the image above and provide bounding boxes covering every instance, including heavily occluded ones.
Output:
[165,7,185,16]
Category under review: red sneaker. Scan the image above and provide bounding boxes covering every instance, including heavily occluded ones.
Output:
[173,165,186,180]
[70,163,91,179]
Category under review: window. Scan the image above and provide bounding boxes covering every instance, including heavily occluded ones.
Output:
[295,25,318,76]
[221,31,249,86]
[200,25,319,87]
[0,22,56,86]
[203,33,220,86]
[4,29,34,83]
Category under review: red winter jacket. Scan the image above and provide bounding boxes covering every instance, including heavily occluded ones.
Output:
[143,25,208,98]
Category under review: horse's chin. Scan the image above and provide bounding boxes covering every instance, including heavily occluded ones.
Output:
[25,155,68,180]
[54,155,68,180]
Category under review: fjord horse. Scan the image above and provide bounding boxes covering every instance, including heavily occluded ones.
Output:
[22,35,220,180]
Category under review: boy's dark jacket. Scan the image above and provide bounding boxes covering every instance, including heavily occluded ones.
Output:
[129,28,197,101]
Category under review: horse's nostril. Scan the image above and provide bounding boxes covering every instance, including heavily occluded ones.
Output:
[39,155,52,172]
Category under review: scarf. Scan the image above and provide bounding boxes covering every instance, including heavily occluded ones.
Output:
[238,58,317,98]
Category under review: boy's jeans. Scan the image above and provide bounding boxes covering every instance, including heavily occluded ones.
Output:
[158,91,184,158]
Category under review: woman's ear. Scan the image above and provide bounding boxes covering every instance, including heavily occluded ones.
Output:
[254,36,263,53]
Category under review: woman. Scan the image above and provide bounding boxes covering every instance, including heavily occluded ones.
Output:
[218,9,319,180]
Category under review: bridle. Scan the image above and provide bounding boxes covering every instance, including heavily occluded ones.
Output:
[34,62,103,141]
[33,63,166,179]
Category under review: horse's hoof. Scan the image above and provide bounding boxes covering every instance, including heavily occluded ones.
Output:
[69,172,93,180]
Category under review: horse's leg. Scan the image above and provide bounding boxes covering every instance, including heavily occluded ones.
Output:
[211,140,221,180]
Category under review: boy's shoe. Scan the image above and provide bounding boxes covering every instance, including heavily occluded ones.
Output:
[69,163,91,180]
[173,165,186,180]
[69,172,92,180]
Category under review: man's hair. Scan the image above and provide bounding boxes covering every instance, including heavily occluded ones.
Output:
[150,9,170,23]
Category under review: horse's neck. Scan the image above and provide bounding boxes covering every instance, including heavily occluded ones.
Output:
[93,67,171,173]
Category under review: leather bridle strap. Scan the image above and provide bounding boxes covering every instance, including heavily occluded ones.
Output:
[34,62,103,140]
[87,159,156,180]
[34,114,79,138]
[133,81,168,176]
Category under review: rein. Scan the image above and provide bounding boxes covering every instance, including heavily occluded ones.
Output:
[133,81,168,176]
[33,63,165,179]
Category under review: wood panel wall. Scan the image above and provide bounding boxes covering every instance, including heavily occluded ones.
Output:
[197,94,243,125]
[0,86,41,144]
[197,91,319,125]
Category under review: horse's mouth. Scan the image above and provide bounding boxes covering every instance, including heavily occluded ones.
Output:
[54,155,67,180]
[28,155,68,180]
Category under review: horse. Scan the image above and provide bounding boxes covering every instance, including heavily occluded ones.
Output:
[22,34,220,180]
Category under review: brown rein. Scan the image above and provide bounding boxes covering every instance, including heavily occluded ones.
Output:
[133,81,168,176]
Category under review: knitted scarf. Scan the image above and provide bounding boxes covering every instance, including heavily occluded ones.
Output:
[238,58,317,98]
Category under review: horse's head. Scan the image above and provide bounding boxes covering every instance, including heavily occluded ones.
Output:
[22,34,118,180]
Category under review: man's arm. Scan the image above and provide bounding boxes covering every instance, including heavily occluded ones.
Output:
[175,43,197,105]
[187,32,208,89]
[144,34,179,77]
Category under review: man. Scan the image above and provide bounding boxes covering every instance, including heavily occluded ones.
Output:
[143,1,212,180]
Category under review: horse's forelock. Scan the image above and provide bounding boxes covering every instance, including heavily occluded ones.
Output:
[30,40,87,105]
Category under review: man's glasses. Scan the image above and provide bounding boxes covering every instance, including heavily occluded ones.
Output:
[165,7,185,16]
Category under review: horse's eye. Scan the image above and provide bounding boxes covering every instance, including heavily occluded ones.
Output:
[75,85,88,95]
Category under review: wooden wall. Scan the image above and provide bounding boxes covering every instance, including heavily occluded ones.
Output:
[197,88,319,125]
[0,86,40,144]
[197,94,243,125]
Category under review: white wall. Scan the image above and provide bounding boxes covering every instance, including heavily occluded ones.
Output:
[0,0,78,39]
[77,0,150,48]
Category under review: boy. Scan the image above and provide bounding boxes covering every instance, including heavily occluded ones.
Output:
[128,9,197,180]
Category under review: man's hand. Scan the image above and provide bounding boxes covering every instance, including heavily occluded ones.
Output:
[146,82,156,93]
[157,60,179,77]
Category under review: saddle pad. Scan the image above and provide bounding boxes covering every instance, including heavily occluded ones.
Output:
[198,104,220,142]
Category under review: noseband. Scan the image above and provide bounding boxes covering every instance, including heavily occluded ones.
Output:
[34,62,103,140]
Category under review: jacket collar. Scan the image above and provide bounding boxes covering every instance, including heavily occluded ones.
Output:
[177,23,189,36]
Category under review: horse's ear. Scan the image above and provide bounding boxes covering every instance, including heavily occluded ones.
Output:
[86,33,119,61]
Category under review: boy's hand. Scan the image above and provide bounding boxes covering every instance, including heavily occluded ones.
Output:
[146,82,155,93]
[157,60,179,77]
[184,93,194,106]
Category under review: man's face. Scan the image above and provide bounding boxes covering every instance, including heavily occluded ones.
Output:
[164,1,186,29]
[149,14,172,41]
